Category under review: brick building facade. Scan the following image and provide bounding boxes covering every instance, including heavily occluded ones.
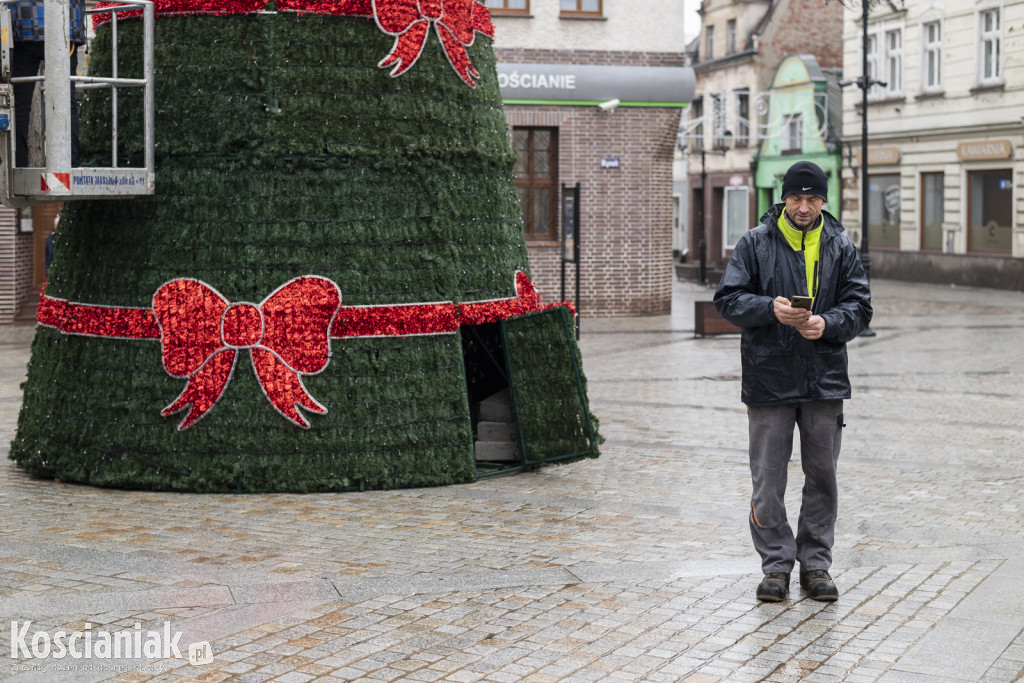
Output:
[497,49,686,316]
[0,203,60,324]
[754,0,843,77]
[489,1,692,317]
[681,0,843,282]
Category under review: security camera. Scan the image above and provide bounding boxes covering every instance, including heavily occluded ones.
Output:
[598,99,620,111]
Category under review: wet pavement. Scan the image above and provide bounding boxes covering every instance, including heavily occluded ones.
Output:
[1,277,1023,682]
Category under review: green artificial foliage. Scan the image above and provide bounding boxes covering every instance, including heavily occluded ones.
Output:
[503,309,601,466]
[10,12,599,491]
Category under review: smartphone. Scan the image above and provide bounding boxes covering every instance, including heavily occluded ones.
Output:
[791,296,813,310]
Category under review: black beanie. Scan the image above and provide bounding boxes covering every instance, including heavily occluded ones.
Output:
[781,161,828,201]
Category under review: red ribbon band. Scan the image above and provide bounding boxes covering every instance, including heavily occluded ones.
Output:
[37,272,572,429]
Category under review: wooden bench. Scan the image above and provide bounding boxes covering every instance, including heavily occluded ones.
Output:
[694,301,741,338]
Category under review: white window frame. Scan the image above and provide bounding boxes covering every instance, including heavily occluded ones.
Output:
[782,113,802,154]
[861,19,905,101]
[921,20,942,93]
[734,89,750,148]
[723,186,750,250]
[706,25,715,61]
[711,91,727,147]
[885,28,902,96]
[690,95,704,149]
[978,7,1002,85]
[865,32,880,99]
[484,0,529,12]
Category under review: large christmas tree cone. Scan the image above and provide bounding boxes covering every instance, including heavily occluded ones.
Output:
[10,0,600,492]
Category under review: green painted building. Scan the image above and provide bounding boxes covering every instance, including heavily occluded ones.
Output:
[754,55,842,218]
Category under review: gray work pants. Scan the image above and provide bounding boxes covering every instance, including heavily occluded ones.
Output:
[747,400,844,574]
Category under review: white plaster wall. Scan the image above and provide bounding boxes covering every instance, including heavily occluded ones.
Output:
[842,0,1024,136]
[490,0,688,53]
[692,60,760,175]
[841,0,1024,256]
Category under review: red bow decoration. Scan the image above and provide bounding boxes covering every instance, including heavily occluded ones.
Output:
[153,277,341,430]
[373,0,495,87]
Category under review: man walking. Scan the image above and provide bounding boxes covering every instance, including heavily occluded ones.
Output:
[713,160,872,602]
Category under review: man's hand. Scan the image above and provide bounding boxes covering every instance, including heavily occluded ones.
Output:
[796,315,826,339]
[773,297,825,339]
[773,296,811,326]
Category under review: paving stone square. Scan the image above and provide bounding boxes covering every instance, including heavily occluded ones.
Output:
[1,278,1023,682]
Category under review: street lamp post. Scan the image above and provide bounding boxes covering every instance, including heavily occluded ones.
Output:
[699,148,707,285]
[840,0,890,336]
[698,130,733,286]
[859,0,872,295]
[857,0,879,337]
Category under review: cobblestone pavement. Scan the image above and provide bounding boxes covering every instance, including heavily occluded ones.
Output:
[1,278,1023,683]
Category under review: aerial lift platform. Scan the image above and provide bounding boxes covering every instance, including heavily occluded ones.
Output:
[0,0,154,208]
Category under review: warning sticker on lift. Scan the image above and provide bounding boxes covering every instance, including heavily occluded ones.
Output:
[72,173,140,187]
[14,168,153,197]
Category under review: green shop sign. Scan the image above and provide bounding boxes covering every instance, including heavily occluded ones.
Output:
[497,63,695,108]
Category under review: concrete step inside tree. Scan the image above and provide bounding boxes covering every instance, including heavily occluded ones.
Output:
[10,0,600,492]
[474,388,517,463]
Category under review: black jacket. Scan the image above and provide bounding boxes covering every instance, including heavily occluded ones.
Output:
[713,204,872,406]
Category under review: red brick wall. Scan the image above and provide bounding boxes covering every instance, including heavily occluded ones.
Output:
[0,207,32,323]
[755,0,844,89]
[499,49,685,316]
[508,105,681,317]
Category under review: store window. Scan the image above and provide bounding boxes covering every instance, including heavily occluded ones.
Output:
[921,172,944,251]
[868,173,900,249]
[967,169,1012,254]
[560,0,601,17]
[979,8,1001,84]
[484,0,529,14]
[723,187,749,249]
[922,21,942,92]
[513,127,558,241]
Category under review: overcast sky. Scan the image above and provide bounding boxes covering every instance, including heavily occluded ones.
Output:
[685,0,702,42]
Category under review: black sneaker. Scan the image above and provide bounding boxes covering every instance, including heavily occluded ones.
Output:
[800,570,839,601]
[756,572,790,602]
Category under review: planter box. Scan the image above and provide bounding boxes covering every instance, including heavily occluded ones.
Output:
[694,301,741,337]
